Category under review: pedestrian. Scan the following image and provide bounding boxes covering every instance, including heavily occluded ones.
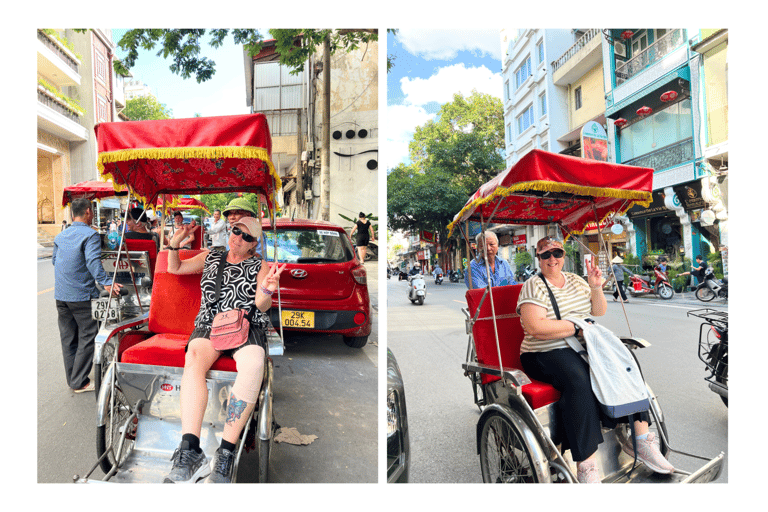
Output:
[467,231,517,289]
[611,255,633,303]
[53,198,122,393]
[679,255,707,287]
[207,209,227,252]
[350,212,375,263]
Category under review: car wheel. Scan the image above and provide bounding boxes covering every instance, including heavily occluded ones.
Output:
[344,336,368,348]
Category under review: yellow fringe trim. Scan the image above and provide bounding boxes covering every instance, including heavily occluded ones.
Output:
[446,180,652,236]
[97,146,281,190]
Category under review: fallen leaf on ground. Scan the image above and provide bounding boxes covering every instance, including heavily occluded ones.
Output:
[274,427,318,445]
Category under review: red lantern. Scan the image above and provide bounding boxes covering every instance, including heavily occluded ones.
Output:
[660,90,678,102]
[614,118,627,128]
[636,106,653,116]
[621,30,634,40]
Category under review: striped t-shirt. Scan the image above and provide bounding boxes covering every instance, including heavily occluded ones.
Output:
[516,272,593,353]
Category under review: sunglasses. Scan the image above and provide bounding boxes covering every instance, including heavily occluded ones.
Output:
[538,248,565,260]
[232,226,256,243]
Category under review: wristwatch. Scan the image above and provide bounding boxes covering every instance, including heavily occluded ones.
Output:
[573,325,582,337]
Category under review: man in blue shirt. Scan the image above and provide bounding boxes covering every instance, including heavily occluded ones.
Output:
[53,198,121,393]
[467,231,517,289]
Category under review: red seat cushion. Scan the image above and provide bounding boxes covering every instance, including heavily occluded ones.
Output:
[122,249,235,371]
[123,238,158,278]
[121,333,236,372]
[466,284,560,409]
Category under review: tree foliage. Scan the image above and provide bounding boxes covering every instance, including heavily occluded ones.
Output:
[111,29,378,82]
[123,95,173,120]
[387,91,505,250]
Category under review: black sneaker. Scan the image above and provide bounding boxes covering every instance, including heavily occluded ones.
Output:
[163,440,210,483]
[204,447,236,483]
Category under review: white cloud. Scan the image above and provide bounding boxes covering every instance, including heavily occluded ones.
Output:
[385,104,434,168]
[397,28,502,62]
[401,63,502,106]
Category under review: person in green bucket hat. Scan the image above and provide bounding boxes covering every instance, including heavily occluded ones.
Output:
[222,197,262,254]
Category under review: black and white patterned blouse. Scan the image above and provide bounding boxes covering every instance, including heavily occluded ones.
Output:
[193,251,270,331]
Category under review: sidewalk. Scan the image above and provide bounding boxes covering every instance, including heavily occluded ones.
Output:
[364,259,378,311]
[38,244,53,260]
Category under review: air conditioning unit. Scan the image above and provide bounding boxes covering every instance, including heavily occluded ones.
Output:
[614,41,626,58]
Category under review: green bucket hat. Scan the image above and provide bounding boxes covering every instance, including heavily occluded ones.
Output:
[222,197,257,217]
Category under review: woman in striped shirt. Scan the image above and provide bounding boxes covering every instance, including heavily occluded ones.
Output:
[517,236,673,483]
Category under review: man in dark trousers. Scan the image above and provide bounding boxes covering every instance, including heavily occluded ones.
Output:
[53,198,122,393]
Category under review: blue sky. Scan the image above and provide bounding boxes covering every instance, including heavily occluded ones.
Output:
[386,29,504,169]
[112,29,270,119]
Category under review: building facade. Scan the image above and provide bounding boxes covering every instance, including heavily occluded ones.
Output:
[37,28,118,235]
[244,33,378,226]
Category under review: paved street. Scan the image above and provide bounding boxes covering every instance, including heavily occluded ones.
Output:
[37,256,378,483]
[387,275,728,483]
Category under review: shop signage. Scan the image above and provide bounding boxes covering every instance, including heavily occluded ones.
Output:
[628,190,670,218]
[581,121,608,161]
[513,234,527,245]
[672,181,707,211]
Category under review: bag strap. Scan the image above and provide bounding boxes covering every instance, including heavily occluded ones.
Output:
[214,251,229,303]
[538,273,561,319]
[540,274,587,359]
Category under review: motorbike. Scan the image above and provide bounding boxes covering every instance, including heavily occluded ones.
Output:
[407,273,427,305]
[449,269,462,283]
[694,267,728,302]
[687,309,728,407]
[628,265,674,300]
[451,149,723,483]
[515,264,535,282]
[434,272,444,285]
[74,113,283,483]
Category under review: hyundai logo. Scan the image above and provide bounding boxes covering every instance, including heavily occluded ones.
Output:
[290,269,308,279]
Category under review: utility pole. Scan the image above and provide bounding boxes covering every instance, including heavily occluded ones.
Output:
[320,34,331,221]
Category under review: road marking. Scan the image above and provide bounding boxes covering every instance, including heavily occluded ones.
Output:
[38,287,54,295]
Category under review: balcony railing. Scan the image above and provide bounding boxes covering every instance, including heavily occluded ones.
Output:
[615,29,684,85]
[38,87,84,124]
[552,28,601,73]
[623,137,693,171]
[37,30,80,74]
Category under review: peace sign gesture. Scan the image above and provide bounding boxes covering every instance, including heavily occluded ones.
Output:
[585,256,604,289]
[261,262,287,293]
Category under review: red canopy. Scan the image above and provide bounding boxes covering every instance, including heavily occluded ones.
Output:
[448,149,653,236]
[61,180,127,207]
[152,196,209,213]
[95,114,280,210]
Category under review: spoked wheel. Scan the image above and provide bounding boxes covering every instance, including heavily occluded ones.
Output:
[258,424,276,483]
[96,381,136,474]
[695,286,716,302]
[479,411,539,483]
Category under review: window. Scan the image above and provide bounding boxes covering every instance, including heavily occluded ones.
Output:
[506,123,512,143]
[97,94,109,123]
[504,80,510,102]
[537,41,544,65]
[253,61,304,135]
[517,105,534,135]
[515,56,532,89]
[94,48,107,84]
[540,92,547,116]
[619,99,693,161]
[574,86,582,110]
[631,30,648,56]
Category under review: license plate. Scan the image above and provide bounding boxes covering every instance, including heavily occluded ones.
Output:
[281,310,314,329]
[92,298,120,322]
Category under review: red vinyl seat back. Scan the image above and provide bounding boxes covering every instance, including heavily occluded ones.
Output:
[466,284,560,409]
[147,249,204,335]
[188,225,202,250]
[123,238,158,277]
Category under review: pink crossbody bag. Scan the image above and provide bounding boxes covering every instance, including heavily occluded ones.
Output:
[209,252,250,351]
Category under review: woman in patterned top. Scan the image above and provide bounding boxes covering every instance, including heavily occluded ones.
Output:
[163,216,286,484]
[517,236,673,483]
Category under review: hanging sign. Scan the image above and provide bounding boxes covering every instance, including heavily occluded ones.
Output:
[581,121,608,161]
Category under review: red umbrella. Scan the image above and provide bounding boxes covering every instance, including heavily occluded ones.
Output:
[62,180,128,207]
[448,149,653,237]
[95,113,280,210]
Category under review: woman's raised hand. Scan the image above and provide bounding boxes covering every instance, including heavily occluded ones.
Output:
[263,262,287,292]
[585,256,604,289]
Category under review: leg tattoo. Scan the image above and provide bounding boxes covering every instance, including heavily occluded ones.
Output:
[226,392,248,426]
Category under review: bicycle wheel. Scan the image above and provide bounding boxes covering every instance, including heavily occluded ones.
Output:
[94,340,116,396]
[479,411,539,483]
[96,382,135,474]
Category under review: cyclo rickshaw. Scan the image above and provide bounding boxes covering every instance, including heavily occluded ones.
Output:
[450,149,724,483]
[74,113,284,483]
